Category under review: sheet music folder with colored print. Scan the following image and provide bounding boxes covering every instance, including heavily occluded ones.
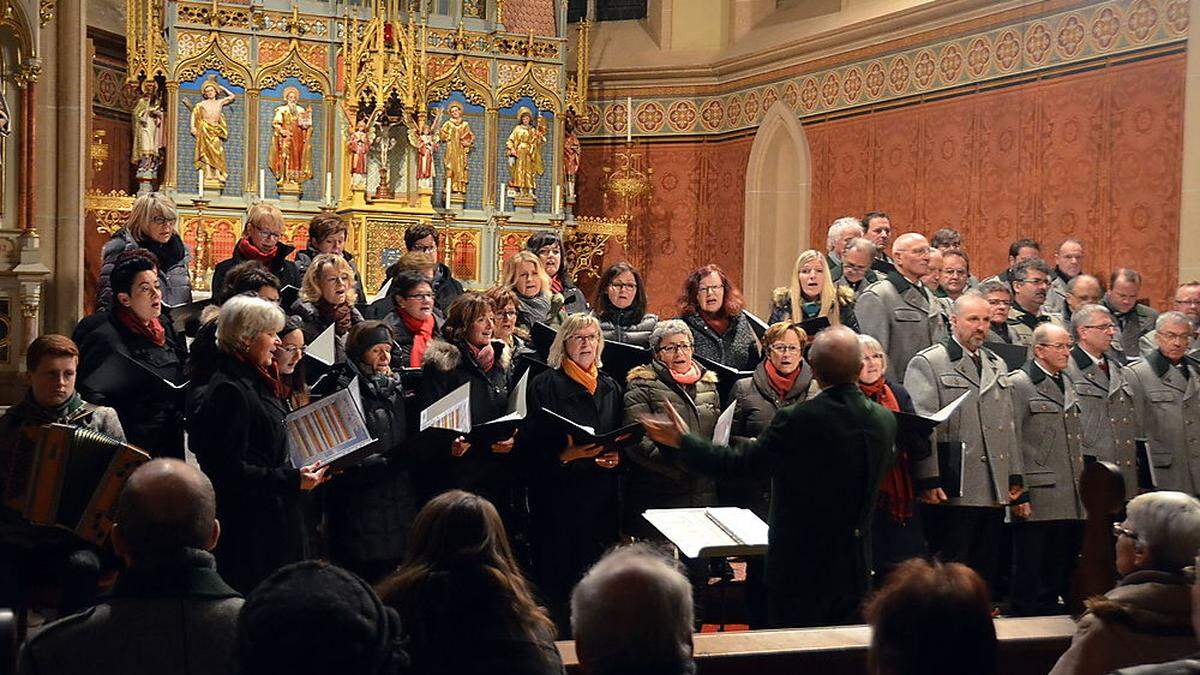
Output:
[284,379,375,469]
[642,507,769,559]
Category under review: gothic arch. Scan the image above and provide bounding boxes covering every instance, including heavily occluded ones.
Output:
[742,101,811,315]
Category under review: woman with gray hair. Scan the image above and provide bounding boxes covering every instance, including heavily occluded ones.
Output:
[622,319,720,539]
[523,312,627,632]
[97,191,192,309]
[189,295,328,592]
[1050,491,1200,675]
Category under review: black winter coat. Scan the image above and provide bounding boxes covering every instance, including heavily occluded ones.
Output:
[289,298,364,367]
[597,310,659,348]
[294,247,367,309]
[322,360,416,573]
[210,241,301,296]
[681,311,761,372]
[380,307,444,368]
[189,353,308,593]
[77,311,189,459]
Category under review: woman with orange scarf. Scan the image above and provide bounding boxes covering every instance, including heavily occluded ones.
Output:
[857,333,928,583]
[523,313,626,633]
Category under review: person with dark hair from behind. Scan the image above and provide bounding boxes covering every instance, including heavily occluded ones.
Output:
[405,223,464,314]
[17,459,242,675]
[527,230,589,315]
[78,252,189,459]
[0,335,124,621]
[376,490,564,675]
[238,560,409,675]
[864,558,997,675]
[570,543,695,675]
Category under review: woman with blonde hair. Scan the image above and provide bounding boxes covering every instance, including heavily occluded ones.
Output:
[502,250,562,334]
[290,252,363,365]
[769,249,859,332]
[98,191,192,308]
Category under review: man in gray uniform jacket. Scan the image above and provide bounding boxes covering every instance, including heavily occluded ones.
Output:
[1140,281,1200,360]
[1065,304,1139,499]
[1126,312,1200,495]
[1006,258,1065,347]
[905,292,1025,591]
[856,232,945,384]
[1105,268,1158,362]
[1008,322,1086,616]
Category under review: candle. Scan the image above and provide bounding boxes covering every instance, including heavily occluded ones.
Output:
[259,169,266,200]
[445,181,451,210]
[554,185,561,213]
[626,96,632,144]
[325,172,333,204]
[499,182,506,212]
[198,170,204,198]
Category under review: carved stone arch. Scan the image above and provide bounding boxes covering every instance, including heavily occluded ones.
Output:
[0,0,34,64]
[742,101,811,315]
[496,67,561,113]
[173,35,253,88]
[256,42,331,94]
[427,60,494,109]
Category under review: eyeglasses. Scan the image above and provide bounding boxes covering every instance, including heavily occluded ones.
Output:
[1160,331,1194,343]
[698,285,723,295]
[253,225,283,240]
[1018,278,1050,287]
[1112,523,1139,541]
[278,345,306,356]
[1038,342,1073,351]
[567,334,600,345]
[657,343,693,354]
[842,262,869,274]
[404,293,435,301]
[1082,323,1117,332]
[1175,298,1200,306]
[412,244,437,254]
[986,299,1012,307]
[896,246,931,256]
[149,215,176,226]
[769,344,802,354]
[494,310,518,319]
[609,282,638,291]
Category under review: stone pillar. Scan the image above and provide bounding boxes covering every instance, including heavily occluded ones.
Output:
[50,0,87,334]
[1179,0,1200,284]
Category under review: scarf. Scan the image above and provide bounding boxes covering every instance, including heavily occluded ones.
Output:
[563,358,598,395]
[466,341,496,372]
[859,378,913,523]
[317,299,353,336]
[140,233,187,270]
[235,236,277,266]
[802,301,821,319]
[237,352,288,400]
[115,305,166,347]
[668,361,703,386]
[401,311,435,367]
[16,391,85,424]
[516,293,551,324]
[700,311,729,336]
[764,360,801,400]
[550,277,564,294]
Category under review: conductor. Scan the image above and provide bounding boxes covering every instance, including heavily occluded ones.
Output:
[641,326,897,628]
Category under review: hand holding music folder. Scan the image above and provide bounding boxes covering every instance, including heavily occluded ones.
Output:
[284,378,376,471]
[542,408,644,450]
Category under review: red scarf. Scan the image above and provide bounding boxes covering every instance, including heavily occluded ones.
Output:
[317,299,353,336]
[237,352,288,400]
[699,311,729,336]
[859,378,913,523]
[668,362,703,386]
[235,236,277,265]
[401,311,435,367]
[550,277,564,294]
[765,360,801,399]
[115,306,166,347]
[467,341,496,372]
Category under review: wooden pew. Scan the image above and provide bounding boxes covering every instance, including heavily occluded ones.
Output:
[556,616,1077,675]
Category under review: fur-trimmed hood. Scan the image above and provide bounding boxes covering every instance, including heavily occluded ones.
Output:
[770,285,856,309]
[627,362,718,385]
[422,338,510,373]
[1084,571,1195,636]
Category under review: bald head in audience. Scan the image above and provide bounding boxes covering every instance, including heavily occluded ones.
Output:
[809,325,864,388]
[571,544,695,675]
[111,458,220,566]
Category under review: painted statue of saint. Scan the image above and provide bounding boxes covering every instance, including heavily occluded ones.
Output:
[132,81,165,181]
[505,106,547,195]
[268,86,314,186]
[190,77,236,184]
[408,108,441,191]
[437,102,475,194]
[347,119,373,186]
[562,107,581,199]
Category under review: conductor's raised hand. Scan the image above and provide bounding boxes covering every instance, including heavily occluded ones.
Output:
[639,397,689,449]
[299,461,329,491]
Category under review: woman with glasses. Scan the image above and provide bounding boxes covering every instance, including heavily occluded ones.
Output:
[768,249,859,332]
[273,315,310,409]
[293,212,365,309]
[527,231,589,315]
[523,313,625,631]
[211,202,302,294]
[98,191,193,309]
[856,334,926,583]
[594,261,658,347]
[621,319,720,539]
[290,252,363,367]
[381,271,442,369]
[484,285,532,384]
[678,264,760,371]
[1050,491,1200,675]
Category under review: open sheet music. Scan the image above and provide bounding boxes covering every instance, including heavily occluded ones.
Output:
[285,380,374,468]
[712,401,736,446]
[419,382,472,435]
[642,507,769,559]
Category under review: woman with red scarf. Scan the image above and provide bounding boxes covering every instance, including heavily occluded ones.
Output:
[78,252,189,459]
[382,271,441,368]
[857,333,927,582]
[290,252,363,369]
[211,202,301,294]
[189,295,328,593]
[678,264,761,372]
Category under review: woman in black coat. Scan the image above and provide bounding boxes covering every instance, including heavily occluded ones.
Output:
[523,314,625,632]
[189,295,328,593]
[380,271,443,369]
[322,321,417,583]
[526,230,588,315]
[677,264,760,371]
[78,253,188,459]
[593,262,658,348]
[767,249,860,332]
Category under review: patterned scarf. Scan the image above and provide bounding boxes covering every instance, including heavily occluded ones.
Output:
[466,341,496,372]
[115,305,166,347]
[401,311,435,367]
[859,377,913,523]
[235,236,277,265]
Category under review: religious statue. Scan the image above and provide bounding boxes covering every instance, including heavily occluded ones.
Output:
[562,107,582,200]
[346,110,379,190]
[132,81,165,191]
[189,77,236,186]
[407,107,441,191]
[437,102,475,195]
[268,86,314,193]
[505,106,548,198]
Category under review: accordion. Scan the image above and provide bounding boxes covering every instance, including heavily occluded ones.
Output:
[3,423,150,545]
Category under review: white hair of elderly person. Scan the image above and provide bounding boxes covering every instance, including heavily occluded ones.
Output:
[1050,491,1200,675]
[571,543,696,675]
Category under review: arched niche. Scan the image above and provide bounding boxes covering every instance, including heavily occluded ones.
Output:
[742,101,811,316]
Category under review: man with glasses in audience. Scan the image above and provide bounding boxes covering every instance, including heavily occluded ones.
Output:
[1066,304,1139,498]
[979,280,1017,345]
[211,202,301,294]
[1007,258,1065,347]
[403,223,464,315]
[1008,322,1086,616]
[1063,274,1104,322]
[1126,312,1200,496]
[1141,281,1200,359]
[1105,268,1159,362]
[835,237,878,296]
[855,232,945,384]
[1044,239,1086,314]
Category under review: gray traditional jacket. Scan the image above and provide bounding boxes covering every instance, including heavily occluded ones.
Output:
[855,270,946,384]
[1125,351,1200,495]
[905,337,1022,508]
[1066,345,1139,499]
[1141,330,1200,361]
[1006,304,1066,347]
[1106,299,1159,361]
[1009,361,1085,522]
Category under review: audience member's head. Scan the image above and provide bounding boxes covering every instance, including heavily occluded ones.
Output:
[1115,491,1200,577]
[865,559,996,675]
[571,544,695,675]
[809,325,863,387]
[112,458,219,566]
[25,334,81,409]
[237,561,408,675]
